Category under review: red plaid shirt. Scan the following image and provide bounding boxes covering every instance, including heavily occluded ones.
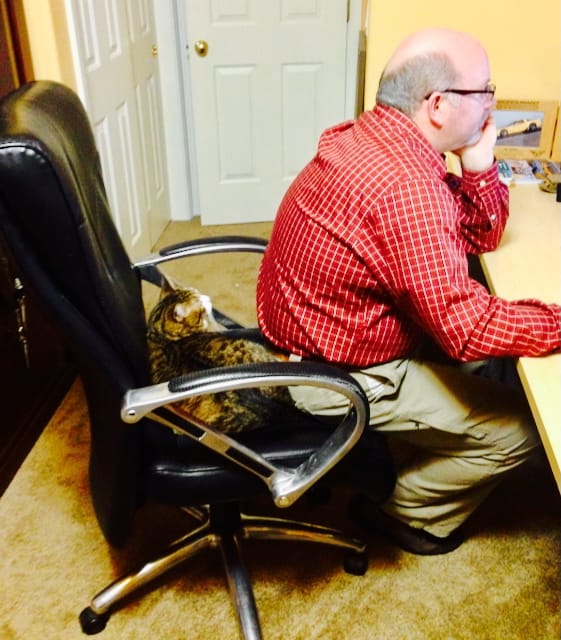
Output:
[257,106,561,367]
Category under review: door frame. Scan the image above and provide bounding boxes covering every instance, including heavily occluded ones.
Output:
[158,0,367,222]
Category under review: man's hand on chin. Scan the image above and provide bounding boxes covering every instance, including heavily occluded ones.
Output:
[457,115,497,173]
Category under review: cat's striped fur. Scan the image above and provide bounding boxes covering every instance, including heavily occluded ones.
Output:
[146,276,293,433]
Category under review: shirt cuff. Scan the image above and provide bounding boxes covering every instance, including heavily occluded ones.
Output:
[461,162,501,193]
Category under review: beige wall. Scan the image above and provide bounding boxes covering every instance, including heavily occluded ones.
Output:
[22,0,76,89]
[364,0,561,107]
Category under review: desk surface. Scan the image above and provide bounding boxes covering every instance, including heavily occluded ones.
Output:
[480,185,560,490]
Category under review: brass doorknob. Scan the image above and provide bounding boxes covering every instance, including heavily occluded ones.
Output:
[194,40,209,57]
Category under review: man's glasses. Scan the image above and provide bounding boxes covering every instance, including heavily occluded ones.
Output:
[425,83,496,100]
[445,83,496,97]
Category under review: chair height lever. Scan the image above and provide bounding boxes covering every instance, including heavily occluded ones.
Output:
[13,277,30,368]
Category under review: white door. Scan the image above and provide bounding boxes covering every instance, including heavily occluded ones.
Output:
[66,0,169,259]
[184,1,350,225]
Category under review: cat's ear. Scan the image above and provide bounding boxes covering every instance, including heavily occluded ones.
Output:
[160,273,178,297]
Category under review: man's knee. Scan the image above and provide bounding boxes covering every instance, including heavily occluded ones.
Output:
[479,407,540,465]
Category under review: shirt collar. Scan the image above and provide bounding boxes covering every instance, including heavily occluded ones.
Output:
[359,105,448,180]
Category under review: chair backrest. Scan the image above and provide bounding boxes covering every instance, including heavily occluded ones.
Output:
[0,81,149,376]
[0,81,151,545]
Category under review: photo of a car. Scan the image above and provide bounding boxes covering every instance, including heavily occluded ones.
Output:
[497,118,543,138]
[493,101,556,159]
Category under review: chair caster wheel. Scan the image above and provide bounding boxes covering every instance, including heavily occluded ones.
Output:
[344,550,368,576]
[79,607,110,635]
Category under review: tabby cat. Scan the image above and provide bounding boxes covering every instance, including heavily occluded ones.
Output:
[146,275,293,433]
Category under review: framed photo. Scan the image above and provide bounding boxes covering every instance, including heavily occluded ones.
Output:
[493,99,559,160]
[551,113,560,161]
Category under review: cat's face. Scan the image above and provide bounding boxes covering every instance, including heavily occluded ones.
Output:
[149,283,220,340]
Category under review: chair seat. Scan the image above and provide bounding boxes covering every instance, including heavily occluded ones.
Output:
[144,417,395,507]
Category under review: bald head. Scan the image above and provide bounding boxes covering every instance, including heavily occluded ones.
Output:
[385,29,487,77]
[375,29,490,117]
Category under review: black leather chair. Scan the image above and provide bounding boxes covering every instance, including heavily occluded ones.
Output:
[0,81,395,639]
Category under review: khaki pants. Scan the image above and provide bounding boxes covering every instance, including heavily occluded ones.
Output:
[289,356,539,537]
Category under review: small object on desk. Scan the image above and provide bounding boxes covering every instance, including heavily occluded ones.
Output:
[557,182,561,203]
[538,172,561,195]
[497,159,542,186]
[509,160,540,183]
[545,160,561,175]
[498,159,512,182]
[497,158,561,193]
[529,159,544,175]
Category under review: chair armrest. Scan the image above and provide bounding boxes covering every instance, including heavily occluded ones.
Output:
[133,235,267,271]
[133,236,267,307]
[133,235,268,326]
[121,361,369,508]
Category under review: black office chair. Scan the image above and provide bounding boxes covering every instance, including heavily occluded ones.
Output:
[0,81,395,639]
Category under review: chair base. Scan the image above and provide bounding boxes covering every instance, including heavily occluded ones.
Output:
[79,502,368,639]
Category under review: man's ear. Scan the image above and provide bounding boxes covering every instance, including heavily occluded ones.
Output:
[425,92,446,127]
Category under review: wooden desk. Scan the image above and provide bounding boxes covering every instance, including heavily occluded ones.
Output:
[480,185,561,491]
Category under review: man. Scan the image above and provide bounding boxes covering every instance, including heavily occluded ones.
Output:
[256,29,561,555]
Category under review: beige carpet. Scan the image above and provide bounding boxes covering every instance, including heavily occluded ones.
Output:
[1,220,560,640]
